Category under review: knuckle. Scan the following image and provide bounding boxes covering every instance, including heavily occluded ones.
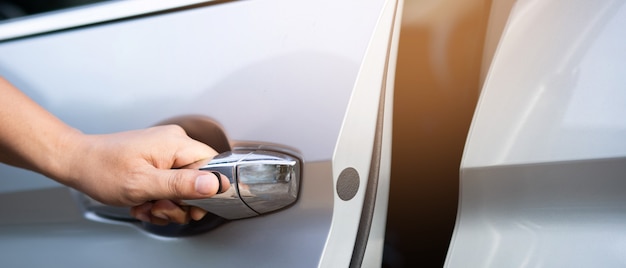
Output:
[167,171,186,199]
[119,171,150,205]
[120,183,145,205]
[163,124,186,135]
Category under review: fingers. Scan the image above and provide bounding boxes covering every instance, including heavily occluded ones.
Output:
[150,200,209,225]
[130,201,209,225]
[130,169,229,225]
[85,124,229,225]
[151,200,189,224]
[143,169,230,201]
[132,125,217,170]
[158,125,219,169]
[189,206,208,221]
[130,202,169,226]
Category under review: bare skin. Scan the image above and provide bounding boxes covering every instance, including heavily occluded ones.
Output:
[0,77,229,225]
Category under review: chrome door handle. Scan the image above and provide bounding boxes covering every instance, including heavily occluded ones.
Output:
[184,149,300,219]
[76,148,300,221]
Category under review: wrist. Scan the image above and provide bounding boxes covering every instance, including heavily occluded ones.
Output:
[42,127,88,187]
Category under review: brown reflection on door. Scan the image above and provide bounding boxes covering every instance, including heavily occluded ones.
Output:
[384,0,491,267]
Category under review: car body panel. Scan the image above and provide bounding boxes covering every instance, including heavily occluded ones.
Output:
[0,0,402,267]
[446,0,626,266]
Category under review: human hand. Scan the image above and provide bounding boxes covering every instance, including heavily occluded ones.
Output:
[57,125,230,225]
[0,78,227,225]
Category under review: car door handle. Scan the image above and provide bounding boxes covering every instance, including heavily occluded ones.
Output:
[184,148,300,219]
[77,147,300,221]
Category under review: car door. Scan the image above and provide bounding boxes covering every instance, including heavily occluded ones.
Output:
[446,0,626,266]
[0,0,403,267]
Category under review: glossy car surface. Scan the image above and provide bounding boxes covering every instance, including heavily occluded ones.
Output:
[446,0,626,266]
[0,0,403,267]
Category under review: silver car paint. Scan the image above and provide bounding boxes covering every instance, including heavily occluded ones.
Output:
[0,0,402,267]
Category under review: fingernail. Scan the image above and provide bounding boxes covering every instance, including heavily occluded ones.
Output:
[152,211,169,221]
[195,174,217,195]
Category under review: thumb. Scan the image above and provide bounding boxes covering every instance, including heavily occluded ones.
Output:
[147,169,229,201]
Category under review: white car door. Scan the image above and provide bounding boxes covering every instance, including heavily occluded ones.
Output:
[446,0,626,266]
[0,1,403,267]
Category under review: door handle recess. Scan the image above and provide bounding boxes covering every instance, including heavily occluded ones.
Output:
[76,148,300,221]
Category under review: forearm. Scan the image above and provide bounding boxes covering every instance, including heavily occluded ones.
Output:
[0,77,81,181]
